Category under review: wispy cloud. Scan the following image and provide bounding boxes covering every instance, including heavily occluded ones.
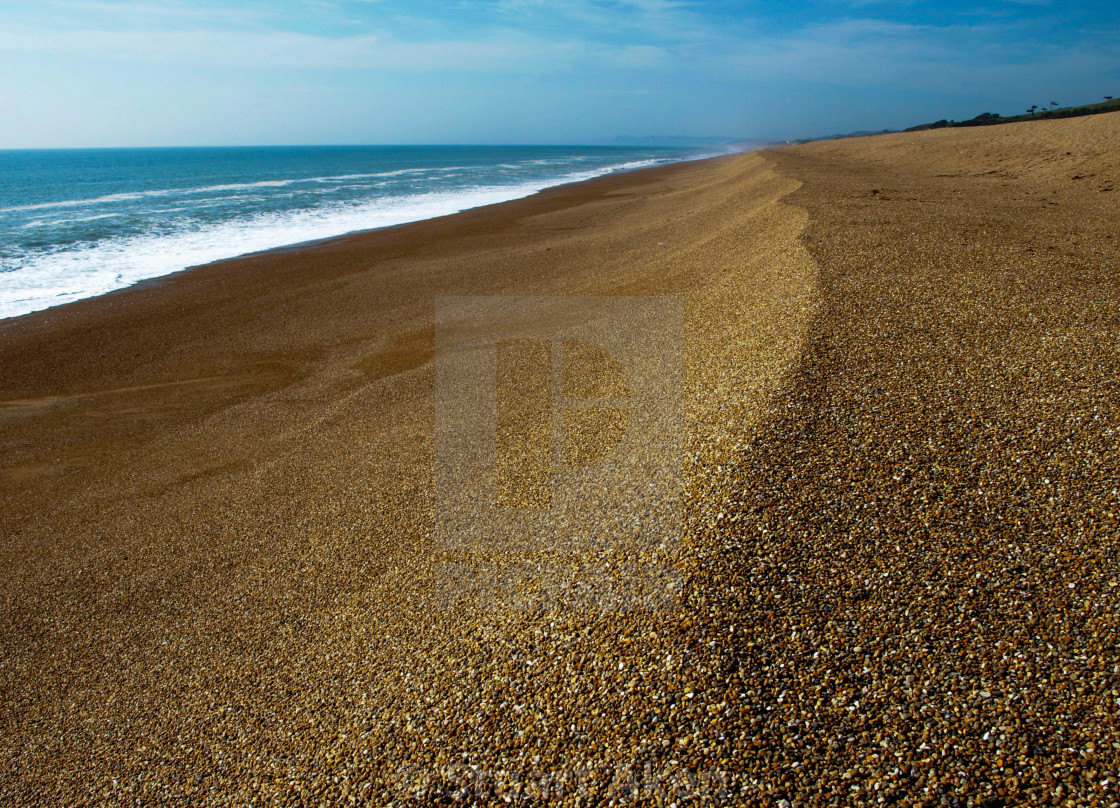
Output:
[0,0,1117,146]
[2,1,1116,84]
[705,16,1120,91]
[0,26,586,71]
[35,0,279,29]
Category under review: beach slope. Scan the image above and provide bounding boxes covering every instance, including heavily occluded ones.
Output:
[2,112,1119,805]
[1,151,816,803]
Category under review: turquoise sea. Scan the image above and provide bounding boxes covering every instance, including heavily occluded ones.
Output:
[0,145,703,319]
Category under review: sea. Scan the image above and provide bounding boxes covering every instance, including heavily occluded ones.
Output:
[0,144,704,320]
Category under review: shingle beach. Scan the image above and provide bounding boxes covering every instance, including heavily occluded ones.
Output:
[2,113,1119,806]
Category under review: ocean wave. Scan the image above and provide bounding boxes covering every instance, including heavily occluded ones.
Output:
[0,190,169,214]
[0,155,678,319]
[0,167,483,214]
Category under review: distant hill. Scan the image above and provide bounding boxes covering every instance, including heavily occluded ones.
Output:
[906,96,1120,132]
[788,129,899,145]
[612,135,741,148]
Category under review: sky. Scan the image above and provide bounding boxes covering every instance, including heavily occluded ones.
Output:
[0,0,1118,148]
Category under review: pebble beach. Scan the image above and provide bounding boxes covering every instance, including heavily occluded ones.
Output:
[2,112,1119,806]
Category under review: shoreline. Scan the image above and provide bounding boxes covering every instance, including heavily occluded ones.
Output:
[0,148,737,325]
[0,155,716,338]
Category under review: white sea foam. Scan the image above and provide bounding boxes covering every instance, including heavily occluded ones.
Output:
[0,167,474,215]
[0,190,166,214]
[22,212,122,229]
[70,212,124,223]
[0,159,664,320]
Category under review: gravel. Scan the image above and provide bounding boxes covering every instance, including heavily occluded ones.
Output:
[2,113,1118,806]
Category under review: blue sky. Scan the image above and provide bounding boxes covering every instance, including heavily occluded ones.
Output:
[0,0,1117,147]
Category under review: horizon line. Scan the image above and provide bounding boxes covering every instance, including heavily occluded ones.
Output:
[0,139,760,153]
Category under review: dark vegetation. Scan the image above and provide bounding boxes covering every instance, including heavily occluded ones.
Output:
[791,94,1120,144]
[906,95,1120,131]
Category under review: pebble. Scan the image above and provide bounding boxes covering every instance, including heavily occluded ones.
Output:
[2,114,1119,806]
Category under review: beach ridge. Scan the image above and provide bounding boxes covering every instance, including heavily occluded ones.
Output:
[3,113,1120,804]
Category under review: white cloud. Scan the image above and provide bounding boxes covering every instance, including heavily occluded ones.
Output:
[710,17,1120,93]
[1,0,1118,146]
[0,26,592,71]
